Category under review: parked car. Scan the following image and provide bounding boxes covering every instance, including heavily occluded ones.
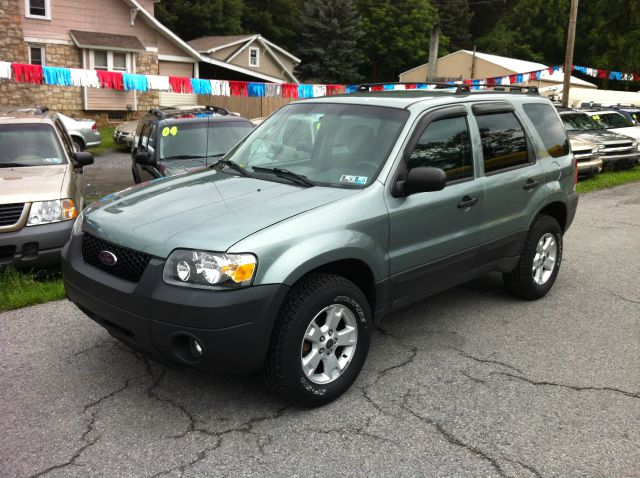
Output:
[131,106,254,183]
[558,110,640,169]
[0,107,93,268]
[63,86,578,406]
[570,137,602,178]
[616,108,640,125]
[581,110,640,142]
[58,113,101,152]
[113,119,138,149]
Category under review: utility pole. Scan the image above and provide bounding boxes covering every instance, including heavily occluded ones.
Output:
[427,23,440,82]
[562,0,579,107]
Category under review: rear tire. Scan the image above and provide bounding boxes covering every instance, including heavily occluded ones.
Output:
[264,273,372,407]
[72,138,83,152]
[504,214,563,300]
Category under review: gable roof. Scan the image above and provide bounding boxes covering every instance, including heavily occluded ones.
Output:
[189,34,301,64]
[118,0,286,83]
[188,35,255,52]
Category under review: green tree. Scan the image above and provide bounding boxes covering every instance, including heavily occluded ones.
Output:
[432,0,473,52]
[156,0,245,41]
[297,0,365,83]
[356,0,439,81]
[242,0,304,53]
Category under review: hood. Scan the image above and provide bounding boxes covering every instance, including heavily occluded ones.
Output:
[604,126,640,140]
[569,137,596,152]
[0,165,67,203]
[568,130,636,145]
[158,159,207,177]
[83,170,358,257]
[116,120,138,134]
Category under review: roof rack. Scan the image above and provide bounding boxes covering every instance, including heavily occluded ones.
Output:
[354,82,539,95]
[147,105,230,118]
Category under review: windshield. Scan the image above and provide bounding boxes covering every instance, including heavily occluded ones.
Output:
[560,113,601,131]
[226,103,409,188]
[158,121,253,161]
[594,112,635,129]
[0,124,67,167]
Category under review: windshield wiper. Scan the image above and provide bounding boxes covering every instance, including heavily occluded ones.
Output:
[0,162,33,168]
[160,155,206,160]
[251,166,314,187]
[213,158,251,177]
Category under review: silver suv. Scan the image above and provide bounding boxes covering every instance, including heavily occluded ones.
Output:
[62,85,578,406]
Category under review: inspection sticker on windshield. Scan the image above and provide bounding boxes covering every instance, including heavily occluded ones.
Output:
[340,175,367,185]
[43,157,62,164]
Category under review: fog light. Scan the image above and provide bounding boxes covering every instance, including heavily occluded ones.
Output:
[190,338,203,357]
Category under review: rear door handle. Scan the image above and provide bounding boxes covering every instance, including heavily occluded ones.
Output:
[457,195,479,209]
[523,178,540,190]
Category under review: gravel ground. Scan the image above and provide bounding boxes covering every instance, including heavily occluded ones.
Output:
[1,182,639,478]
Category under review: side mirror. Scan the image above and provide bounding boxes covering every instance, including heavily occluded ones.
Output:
[73,151,94,168]
[394,167,447,196]
[135,151,154,165]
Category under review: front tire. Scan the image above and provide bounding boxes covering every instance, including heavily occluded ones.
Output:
[504,214,563,300]
[264,273,372,407]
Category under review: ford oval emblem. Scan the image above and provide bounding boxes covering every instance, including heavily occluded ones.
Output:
[98,251,118,266]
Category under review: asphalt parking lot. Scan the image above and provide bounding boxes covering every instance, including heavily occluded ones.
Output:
[2,180,639,477]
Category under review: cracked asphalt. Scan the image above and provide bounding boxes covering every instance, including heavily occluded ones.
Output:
[2,182,639,478]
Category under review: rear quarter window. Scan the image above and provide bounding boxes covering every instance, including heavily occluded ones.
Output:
[523,103,570,158]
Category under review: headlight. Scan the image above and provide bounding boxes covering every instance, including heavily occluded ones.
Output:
[27,199,78,226]
[163,249,257,289]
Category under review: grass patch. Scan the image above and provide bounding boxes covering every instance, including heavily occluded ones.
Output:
[87,127,126,156]
[0,268,65,313]
[577,165,640,193]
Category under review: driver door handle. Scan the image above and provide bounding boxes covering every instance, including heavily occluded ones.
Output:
[457,195,479,209]
[523,178,540,190]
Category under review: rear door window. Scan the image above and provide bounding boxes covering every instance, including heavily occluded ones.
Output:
[523,103,570,158]
[475,112,529,174]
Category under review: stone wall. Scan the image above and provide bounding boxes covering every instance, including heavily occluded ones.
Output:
[0,0,161,126]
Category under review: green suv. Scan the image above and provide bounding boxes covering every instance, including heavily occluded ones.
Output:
[62,85,578,406]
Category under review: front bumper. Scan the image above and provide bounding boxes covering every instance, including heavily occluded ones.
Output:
[600,152,640,169]
[113,132,133,146]
[0,220,74,268]
[577,158,603,177]
[62,235,289,373]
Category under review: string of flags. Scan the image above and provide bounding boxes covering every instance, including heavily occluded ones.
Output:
[1,60,639,99]
[572,65,640,82]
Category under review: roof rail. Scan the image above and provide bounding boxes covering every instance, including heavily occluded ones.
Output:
[147,105,230,118]
[354,82,539,95]
[356,82,471,94]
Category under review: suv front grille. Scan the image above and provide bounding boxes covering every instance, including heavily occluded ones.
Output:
[81,233,152,283]
[0,203,25,227]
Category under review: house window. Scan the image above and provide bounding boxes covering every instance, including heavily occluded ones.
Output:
[26,0,51,19]
[249,47,259,67]
[91,50,131,72]
[29,46,45,66]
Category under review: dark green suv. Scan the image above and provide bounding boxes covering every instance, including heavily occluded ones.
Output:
[62,85,578,406]
[131,106,253,183]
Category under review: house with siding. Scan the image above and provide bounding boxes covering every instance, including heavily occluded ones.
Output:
[0,0,288,123]
[189,34,301,84]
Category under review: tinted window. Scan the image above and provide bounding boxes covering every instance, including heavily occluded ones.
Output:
[523,103,570,158]
[476,112,528,173]
[595,112,635,129]
[408,116,473,181]
[560,113,600,131]
[158,122,253,160]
